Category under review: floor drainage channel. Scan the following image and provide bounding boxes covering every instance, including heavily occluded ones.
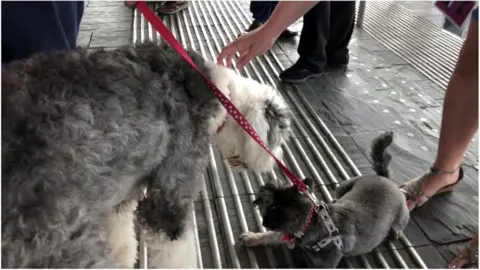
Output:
[133,1,427,268]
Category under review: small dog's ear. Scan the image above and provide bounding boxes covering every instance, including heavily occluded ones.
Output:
[303,178,315,189]
[253,197,262,207]
[262,182,277,191]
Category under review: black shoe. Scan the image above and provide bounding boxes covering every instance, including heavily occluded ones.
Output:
[278,29,298,39]
[248,20,297,39]
[279,62,323,83]
[156,1,190,15]
[247,20,263,32]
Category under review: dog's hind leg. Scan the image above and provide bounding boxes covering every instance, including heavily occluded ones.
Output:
[309,247,343,268]
[388,202,410,241]
[106,200,138,268]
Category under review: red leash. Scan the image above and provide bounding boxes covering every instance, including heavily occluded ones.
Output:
[135,1,308,192]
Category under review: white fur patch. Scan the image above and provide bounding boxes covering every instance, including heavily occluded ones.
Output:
[207,62,291,173]
[146,220,198,268]
[105,200,138,268]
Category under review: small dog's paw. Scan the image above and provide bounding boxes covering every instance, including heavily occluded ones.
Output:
[239,231,261,247]
[388,229,402,241]
[287,242,295,250]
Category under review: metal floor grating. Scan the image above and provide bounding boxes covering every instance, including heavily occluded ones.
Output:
[359,1,463,91]
[131,1,432,268]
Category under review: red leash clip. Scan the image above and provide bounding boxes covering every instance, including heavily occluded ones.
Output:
[135,1,313,195]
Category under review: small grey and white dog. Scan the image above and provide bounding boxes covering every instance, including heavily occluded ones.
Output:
[2,42,292,268]
[240,131,409,268]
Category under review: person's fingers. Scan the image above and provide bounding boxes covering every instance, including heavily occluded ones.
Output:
[236,50,257,70]
[226,53,234,68]
[406,200,416,211]
[217,42,238,65]
[239,49,249,58]
[217,49,229,65]
[217,32,255,65]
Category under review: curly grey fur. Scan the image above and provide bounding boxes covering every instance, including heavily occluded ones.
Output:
[1,42,291,268]
[241,132,409,268]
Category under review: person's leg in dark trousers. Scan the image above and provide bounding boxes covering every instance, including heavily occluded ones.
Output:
[326,1,356,66]
[250,1,276,24]
[247,1,298,38]
[280,1,330,83]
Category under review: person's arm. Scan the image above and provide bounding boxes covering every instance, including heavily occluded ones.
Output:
[262,1,320,38]
[217,1,320,69]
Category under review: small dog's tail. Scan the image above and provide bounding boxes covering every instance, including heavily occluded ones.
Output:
[370,131,394,178]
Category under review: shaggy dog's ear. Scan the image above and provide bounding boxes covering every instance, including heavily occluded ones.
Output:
[168,47,217,103]
[264,98,292,146]
[303,178,315,189]
[185,48,206,66]
[264,99,291,130]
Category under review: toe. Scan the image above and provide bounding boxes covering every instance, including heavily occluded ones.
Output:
[406,200,416,211]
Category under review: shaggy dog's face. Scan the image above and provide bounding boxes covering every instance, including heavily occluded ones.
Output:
[253,179,314,231]
[208,63,292,173]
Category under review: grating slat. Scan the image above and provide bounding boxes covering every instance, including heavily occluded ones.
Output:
[132,0,431,268]
[359,1,463,91]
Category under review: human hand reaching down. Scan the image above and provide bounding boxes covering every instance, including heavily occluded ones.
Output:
[216,26,278,70]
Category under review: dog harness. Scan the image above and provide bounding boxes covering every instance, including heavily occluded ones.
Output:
[285,202,343,252]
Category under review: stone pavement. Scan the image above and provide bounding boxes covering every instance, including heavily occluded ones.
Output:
[78,1,132,50]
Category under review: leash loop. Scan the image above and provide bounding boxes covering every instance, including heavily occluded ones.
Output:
[135,1,315,196]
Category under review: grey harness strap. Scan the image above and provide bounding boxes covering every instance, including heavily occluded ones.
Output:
[299,202,344,252]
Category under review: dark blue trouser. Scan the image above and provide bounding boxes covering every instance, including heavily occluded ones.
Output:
[298,1,356,71]
[250,1,277,23]
[2,1,84,64]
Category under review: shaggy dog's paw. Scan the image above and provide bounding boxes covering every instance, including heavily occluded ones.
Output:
[227,156,248,172]
[239,232,262,247]
[388,229,402,241]
[136,197,187,241]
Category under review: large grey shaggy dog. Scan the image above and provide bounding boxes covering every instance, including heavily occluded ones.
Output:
[2,42,292,268]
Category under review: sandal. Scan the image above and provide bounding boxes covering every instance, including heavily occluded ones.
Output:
[124,1,164,9]
[124,1,137,9]
[399,165,463,211]
[448,234,478,268]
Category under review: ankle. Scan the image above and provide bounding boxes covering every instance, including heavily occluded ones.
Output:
[432,161,462,173]
[426,168,460,186]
